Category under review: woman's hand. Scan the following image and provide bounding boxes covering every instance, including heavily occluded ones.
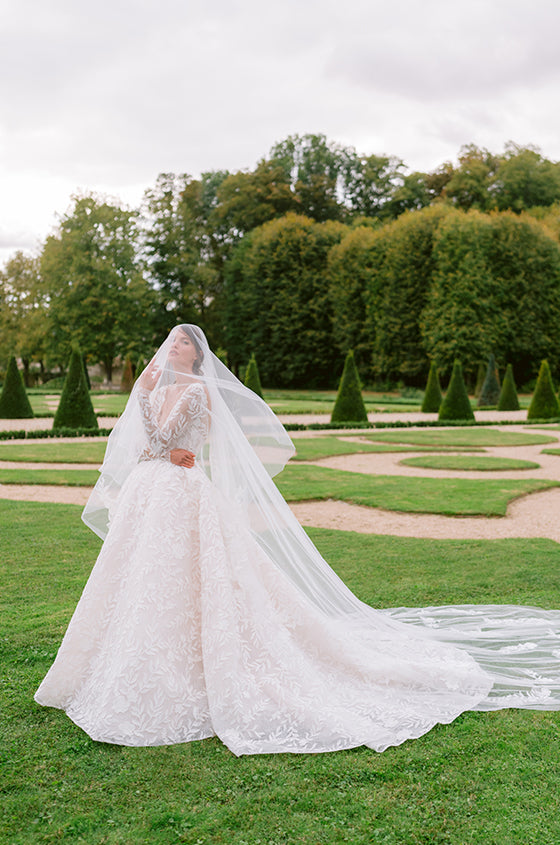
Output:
[170,449,195,468]
[138,362,160,391]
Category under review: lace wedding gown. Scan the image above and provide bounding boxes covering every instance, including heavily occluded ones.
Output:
[35,381,560,755]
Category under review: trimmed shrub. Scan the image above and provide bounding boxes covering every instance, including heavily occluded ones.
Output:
[82,354,91,390]
[121,355,134,393]
[438,360,474,421]
[53,347,98,429]
[473,362,485,399]
[477,353,501,407]
[331,350,368,423]
[0,356,34,418]
[421,361,443,412]
[244,354,264,399]
[497,364,520,411]
[527,360,560,420]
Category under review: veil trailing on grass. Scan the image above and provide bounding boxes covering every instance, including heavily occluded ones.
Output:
[83,325,560,715]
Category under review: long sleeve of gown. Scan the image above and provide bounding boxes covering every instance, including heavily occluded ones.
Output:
[137,385,206,459]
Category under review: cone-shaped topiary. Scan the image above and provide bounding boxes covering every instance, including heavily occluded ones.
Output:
[438,360,474,421]
[244,354,264,399]
[53,347,98,429]
[497,364,520,411]
[331,350,368,423]
[474,362,485,399]
[121,354,134,393]
[82,353,91,390]
[527,360,560,420]
[0,356,34,418]
[421,361,443,412]
[477,354,501,407]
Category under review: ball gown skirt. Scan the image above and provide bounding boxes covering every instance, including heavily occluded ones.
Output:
[34,454,500,756]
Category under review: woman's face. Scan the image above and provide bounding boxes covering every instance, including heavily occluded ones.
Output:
[168,330,199,372]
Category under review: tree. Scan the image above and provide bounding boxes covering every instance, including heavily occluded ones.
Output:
[477,354,501,406]
[495,144,560,212]
[142,172,229,347]
[0,355,34,418]
[0,252,49,385]
[327,224,380,383]
[527,360,560,420]
[342,153,406,220]
[41,194,153,383]
[269,134,346,222]
[421,210,498,377]
[331,351,368,423]
[438,361,474,421]
[370,205,449,383]
[225,214,346,387]
[121,355,134,393]
[53,346,98,429]
[421,361,442,412]
[444,144,499,211]
[243,354,264,398]
[497,364,520,411]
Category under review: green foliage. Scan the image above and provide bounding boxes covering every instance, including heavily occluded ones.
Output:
[0,355,34,418]
[244,355,263,399]
[225,213,346,387]
[331,351,368,423]
[438,361,474,421]
[243,354,263,398]
[498,363,520,411]
[41,193,153,382]
[421,211,497,375]
[81,353,91,390]
[421,361,442,412]
[477,353,501,406]
[120,355,134,393]
[474,362,485,398]
[53,347,98,430]
[527,360,560,420]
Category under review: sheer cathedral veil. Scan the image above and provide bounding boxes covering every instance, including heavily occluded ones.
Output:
[83,324,560,713]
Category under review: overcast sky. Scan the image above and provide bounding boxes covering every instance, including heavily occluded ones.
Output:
[2,0,560,263]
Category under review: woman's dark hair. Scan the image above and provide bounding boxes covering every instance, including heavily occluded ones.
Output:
[178,324,204,375]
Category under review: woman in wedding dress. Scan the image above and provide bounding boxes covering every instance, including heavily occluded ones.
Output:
[35,325,560,755]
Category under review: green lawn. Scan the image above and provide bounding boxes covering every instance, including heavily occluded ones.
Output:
[291,436,484,462]
[0,469,99,486]
[3,501,560,844]
[276,465,557,515]
[0,441,107,464]
[365,428,557,447]
[400,455,540,472]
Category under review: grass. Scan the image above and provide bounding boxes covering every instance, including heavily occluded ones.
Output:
[0,441,107,464]
[3,501,560,844]
[0,469,98,486]
[365,428,557,447]
[275,465,558,515]
[400,455,540,472]
[291,437,485,462]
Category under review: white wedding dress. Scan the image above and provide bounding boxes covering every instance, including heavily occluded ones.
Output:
[35,331,560,756]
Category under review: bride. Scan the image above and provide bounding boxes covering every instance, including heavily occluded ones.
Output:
[35,324,560,755]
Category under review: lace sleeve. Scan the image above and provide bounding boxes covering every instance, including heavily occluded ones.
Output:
[137,384,206,458]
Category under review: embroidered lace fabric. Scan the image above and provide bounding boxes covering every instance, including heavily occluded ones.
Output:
[35,327,560,756]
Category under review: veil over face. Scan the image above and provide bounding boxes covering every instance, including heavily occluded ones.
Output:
[82,324,295,541]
